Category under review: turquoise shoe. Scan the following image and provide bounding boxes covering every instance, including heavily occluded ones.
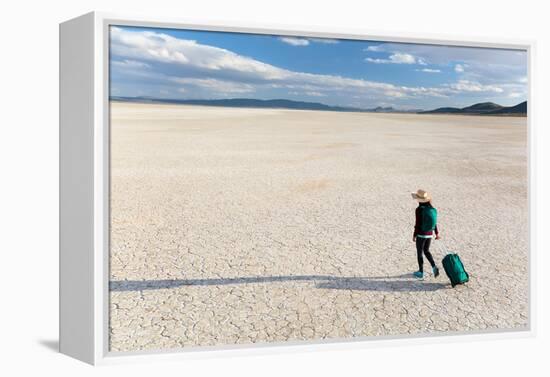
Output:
[433,266,440,278]
[413,271,424,278]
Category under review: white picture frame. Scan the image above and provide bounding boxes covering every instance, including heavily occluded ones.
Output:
[59,11,536,365]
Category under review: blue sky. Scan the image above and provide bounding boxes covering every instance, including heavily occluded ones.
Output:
[109,25,527,110]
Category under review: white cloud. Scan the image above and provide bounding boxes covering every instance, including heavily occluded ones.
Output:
[305,91,326,96]
[365,45,383,52]
[417,68,441,73]
[384,90,407,98]
[279,37,339,46]
[390,53,417,64]
[308,38,339,44]
[173,78,255,93]
[279,37,310,46]
[112,59,151,68]
[366,52,421,65]
[364,43,526,88]
[371,42,526,67]
[365,57,388,64]
[447,80,503,93]
[111,28,192,64]
[289,90,326,97]
[111,27,285,79]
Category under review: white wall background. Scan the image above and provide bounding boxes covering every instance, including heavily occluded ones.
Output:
[0,0,547,374]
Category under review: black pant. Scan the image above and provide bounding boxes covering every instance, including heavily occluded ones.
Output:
[416,237,436,272]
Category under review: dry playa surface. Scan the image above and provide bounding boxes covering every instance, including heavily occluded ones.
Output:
[109,102,528,352]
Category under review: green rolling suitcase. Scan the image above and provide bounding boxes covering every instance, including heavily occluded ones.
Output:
[442,253,469,287]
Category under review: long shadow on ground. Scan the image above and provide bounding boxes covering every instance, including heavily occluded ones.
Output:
[110,274,447,293]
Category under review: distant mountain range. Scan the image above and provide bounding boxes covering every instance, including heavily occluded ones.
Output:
[110,96,421,114]
[111,96,526,116]
[419,101,527,116]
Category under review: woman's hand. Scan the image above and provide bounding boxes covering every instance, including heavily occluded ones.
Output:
[435,234,441,240]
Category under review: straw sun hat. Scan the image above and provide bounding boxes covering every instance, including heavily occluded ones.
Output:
[411,189,431,203]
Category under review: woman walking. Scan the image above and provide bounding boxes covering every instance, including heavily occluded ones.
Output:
[411,189,440,279]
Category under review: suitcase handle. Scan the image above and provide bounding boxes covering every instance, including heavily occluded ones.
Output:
[434,238,448,257]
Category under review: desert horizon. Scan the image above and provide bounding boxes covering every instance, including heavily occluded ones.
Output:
[109,96,528,116]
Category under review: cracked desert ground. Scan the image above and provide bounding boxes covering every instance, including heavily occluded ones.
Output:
[109,101,528,352]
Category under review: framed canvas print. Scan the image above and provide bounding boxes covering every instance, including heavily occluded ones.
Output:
[59,12,534,365]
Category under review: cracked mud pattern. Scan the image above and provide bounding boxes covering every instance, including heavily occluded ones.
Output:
[109,102,528,352]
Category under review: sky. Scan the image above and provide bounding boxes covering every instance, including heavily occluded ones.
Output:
[109,25,527,110]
